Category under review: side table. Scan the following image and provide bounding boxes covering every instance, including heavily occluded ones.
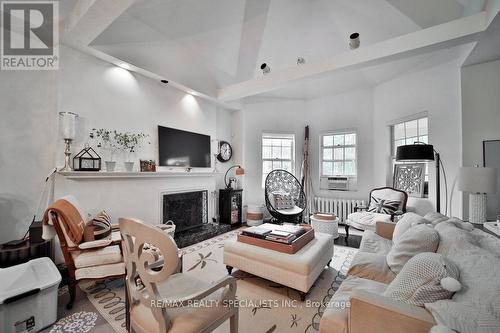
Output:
[0,239,53,268]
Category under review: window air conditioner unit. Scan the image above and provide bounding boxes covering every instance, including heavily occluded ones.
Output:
[320,176,349,191]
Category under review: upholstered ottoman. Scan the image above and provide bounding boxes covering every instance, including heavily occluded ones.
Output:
[224,232,334,300]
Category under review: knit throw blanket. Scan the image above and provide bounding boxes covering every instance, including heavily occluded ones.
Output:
[43,199,85,245]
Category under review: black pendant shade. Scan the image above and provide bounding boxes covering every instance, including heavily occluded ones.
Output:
[396,144,435,162]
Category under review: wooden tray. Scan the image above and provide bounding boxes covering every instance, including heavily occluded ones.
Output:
[237,225,314,254]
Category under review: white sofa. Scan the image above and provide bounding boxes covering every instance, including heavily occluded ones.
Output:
[320,213,500,333]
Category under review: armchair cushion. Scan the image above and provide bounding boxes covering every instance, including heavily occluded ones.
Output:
[130,273,229,333]
[78,239,112,250]
[347,212,392,231]
[75,262,125,280]
[369,188,407,212]
[71,245,122,268]
[367,196,401,215]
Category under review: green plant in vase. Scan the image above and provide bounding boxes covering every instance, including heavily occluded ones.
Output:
[116,132,150,171]
[89,128,120,171]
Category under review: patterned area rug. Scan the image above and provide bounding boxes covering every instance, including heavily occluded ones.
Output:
[47,231,357,333]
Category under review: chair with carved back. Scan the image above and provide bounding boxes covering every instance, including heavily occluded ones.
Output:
[47,196,125,309]
[119,217,238,333]
[346,187,408,233]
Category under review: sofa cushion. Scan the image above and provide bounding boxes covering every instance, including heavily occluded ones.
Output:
[359,230,393,254]
[425,221,500,333]
[384,253,460,307]
[424,212,449,225]
[393,212,430,243]
[319,276,388,333]
[347,212,392,231]
[386,224,439,274]
[347,252,396,284]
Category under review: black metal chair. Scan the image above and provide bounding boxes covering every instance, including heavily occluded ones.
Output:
[264,169,306,223]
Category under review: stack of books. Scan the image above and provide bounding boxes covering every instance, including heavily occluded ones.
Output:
[241,224,308,244]
[265,230,296,244]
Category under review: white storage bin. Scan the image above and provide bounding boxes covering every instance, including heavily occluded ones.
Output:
[310,214,339,239]
[0,257,61,333]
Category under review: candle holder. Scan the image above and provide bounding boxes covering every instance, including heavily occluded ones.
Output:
[58,112,78,172]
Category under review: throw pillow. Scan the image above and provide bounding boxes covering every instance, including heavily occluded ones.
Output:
[384,252,461,307]
[386,224,440,274]
[367,196,401,215]
[424,212,449,225]
[86,210,112,241]
[273,192,295,210]
[392,212,431,243]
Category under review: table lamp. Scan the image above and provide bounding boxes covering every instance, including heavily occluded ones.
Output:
[224,165,244,189]
[458,166,497,224]
[58,112,78,171]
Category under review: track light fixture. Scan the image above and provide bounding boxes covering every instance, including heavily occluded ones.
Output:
[260,63,271,75]
[349,32,360,49]
[297,57,305,65]
[160,79,168,84]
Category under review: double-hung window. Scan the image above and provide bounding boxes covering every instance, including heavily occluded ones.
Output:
[262,133,295,186]
[391,116,429,187]
[320,132,357,177]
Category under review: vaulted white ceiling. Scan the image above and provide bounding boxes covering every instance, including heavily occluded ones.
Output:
[67,0,491,101]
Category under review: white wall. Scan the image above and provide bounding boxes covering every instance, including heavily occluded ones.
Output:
[373,60,463,217]
[239,97,306,205]
[0,45,234,244]
[306,89,374,200]
[0,71,57,244]
[238,89,374,207]
[461,58,500,219]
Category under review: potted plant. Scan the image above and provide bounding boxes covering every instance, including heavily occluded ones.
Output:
[116,132,150,171]
[89,129,119,171]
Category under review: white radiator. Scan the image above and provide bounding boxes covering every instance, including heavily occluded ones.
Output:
[314,197,365,222]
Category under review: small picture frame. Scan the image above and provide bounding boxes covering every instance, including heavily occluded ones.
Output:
[393,163,425,198]
[140,160,156,172]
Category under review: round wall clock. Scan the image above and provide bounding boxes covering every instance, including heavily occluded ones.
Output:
[217,141,232,162]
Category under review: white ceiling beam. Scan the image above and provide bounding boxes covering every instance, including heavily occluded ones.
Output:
[61,0,240,111]
[218,12,488,102]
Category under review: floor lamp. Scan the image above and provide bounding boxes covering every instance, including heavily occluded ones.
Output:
[396,143,448,215]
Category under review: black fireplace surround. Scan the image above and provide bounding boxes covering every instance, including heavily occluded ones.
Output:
[162,190,230,248]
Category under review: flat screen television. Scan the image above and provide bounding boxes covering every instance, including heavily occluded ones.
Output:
[158,126,211,168]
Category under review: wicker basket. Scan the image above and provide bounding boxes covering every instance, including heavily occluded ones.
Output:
[310,214,338,239]
[156,220,176,238]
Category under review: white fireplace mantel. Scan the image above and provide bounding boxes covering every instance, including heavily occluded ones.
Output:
[54,171,222,229]
[58,171,221,180]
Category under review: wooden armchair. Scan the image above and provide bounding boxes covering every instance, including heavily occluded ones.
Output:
[48,196,125,309]
[119,218,238,333]
[346,187,408,232]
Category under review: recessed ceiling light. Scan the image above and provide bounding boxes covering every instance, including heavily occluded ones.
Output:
[349,32,360,49]
[260,63,270,74]
[160,79,169,84]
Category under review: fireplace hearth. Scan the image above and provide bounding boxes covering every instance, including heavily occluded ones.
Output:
[162,190,231,248]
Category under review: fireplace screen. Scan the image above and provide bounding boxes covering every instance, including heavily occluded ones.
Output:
[163,190,208,233]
